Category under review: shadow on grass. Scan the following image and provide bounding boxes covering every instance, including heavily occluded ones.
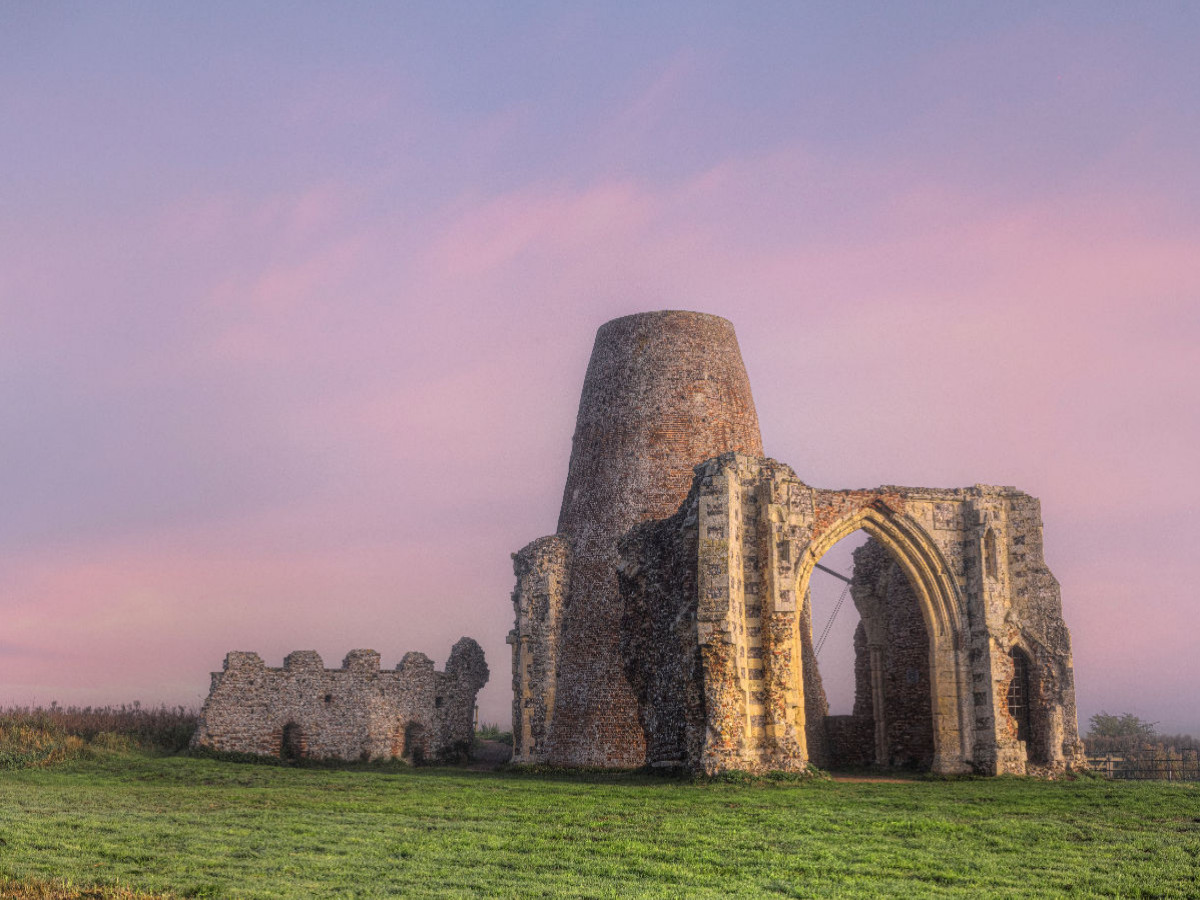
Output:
[182,745,845,787]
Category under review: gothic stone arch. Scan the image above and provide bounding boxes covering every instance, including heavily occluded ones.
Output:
[614,453,1084,775]
[794,501,970,774]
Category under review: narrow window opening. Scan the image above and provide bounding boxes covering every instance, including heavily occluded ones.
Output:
[434,696,444,709]
[984,528,998,580]
[1007,647,1032,745]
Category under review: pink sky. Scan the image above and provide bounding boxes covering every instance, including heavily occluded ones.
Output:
[1,5,1198,734]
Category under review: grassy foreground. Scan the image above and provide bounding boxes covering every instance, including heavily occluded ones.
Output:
[1,755,1198,899]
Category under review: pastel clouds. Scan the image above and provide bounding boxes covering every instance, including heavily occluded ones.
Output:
[1,6,1197,732]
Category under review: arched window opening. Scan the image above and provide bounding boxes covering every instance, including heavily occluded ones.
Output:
[1007,647,1032,745]
[280,722,305,761]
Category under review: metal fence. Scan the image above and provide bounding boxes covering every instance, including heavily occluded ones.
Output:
[1086,753,1200,781]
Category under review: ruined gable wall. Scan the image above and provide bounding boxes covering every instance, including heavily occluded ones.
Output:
[968,491,1084,772]
[191,639,487,762]
[615,451,1081,775]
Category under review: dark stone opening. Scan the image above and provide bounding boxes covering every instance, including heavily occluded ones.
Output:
[404,723,427,764]
[810,537,936,771]
[280,722,305,761]
[1007,646,1048,764]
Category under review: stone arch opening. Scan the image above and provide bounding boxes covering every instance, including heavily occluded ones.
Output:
[795,505,969,774]
[801,530,935,770]
[280,722,305,761]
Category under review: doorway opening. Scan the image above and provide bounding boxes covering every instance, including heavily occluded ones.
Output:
[803,532,935,771]
[403,723,427,764]
[280,722,305,761]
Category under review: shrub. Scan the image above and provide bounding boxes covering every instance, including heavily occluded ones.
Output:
[0,703,199,768]
[475,723,514,746]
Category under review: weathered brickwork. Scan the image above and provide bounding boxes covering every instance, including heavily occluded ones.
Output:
[520,311,763,767]
[192,638,488,763]
[512,311,1083,776]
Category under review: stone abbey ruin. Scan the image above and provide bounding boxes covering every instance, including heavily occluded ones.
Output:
[510,311,1084,775]
[192,639,488,763]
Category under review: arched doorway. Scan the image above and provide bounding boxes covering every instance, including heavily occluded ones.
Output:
[794,505,969,774]
[804,532,935,770]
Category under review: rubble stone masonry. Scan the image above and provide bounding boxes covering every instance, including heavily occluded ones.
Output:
[516,311,763,767]
[512,311,1084,776]
[192,638,488,763]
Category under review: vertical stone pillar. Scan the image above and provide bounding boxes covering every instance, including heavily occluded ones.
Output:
[697,463,749,773]
[509,536,570,764]
[966,493,1025,774]
[758,476,806,769]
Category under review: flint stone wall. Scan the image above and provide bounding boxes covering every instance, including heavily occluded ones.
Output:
[520,310,763,767]
[511,311,1084,777]
[191,638,488,762]
[616,453,1084,775]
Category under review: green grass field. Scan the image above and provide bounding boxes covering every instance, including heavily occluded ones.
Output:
[1,754,1198,899]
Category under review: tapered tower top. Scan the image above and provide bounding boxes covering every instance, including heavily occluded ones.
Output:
[558,309,763,541]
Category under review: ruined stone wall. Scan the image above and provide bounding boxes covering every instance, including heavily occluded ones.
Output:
[614,452,1082,775]
[520,311,763,767]
[617,509,704,767]
[511,312,1083,776]
[191,638,488,763]
[966,491,1086,774]
[508,537,569,764]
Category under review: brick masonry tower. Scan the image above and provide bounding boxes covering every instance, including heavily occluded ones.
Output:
[510,311,763,767]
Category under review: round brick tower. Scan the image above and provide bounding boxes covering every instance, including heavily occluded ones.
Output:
[548,310,763,766]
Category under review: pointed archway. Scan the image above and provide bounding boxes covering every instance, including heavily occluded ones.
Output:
[794,503,971,774]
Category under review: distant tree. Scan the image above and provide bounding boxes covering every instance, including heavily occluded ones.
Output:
[1088,712,1157,738]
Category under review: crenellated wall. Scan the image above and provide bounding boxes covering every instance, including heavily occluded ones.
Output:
[191,638,488,763]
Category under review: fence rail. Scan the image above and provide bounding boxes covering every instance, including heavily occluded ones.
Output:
[1086,754,1200,781]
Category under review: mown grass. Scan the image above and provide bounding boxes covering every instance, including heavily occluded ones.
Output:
[1,755,1198,898]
